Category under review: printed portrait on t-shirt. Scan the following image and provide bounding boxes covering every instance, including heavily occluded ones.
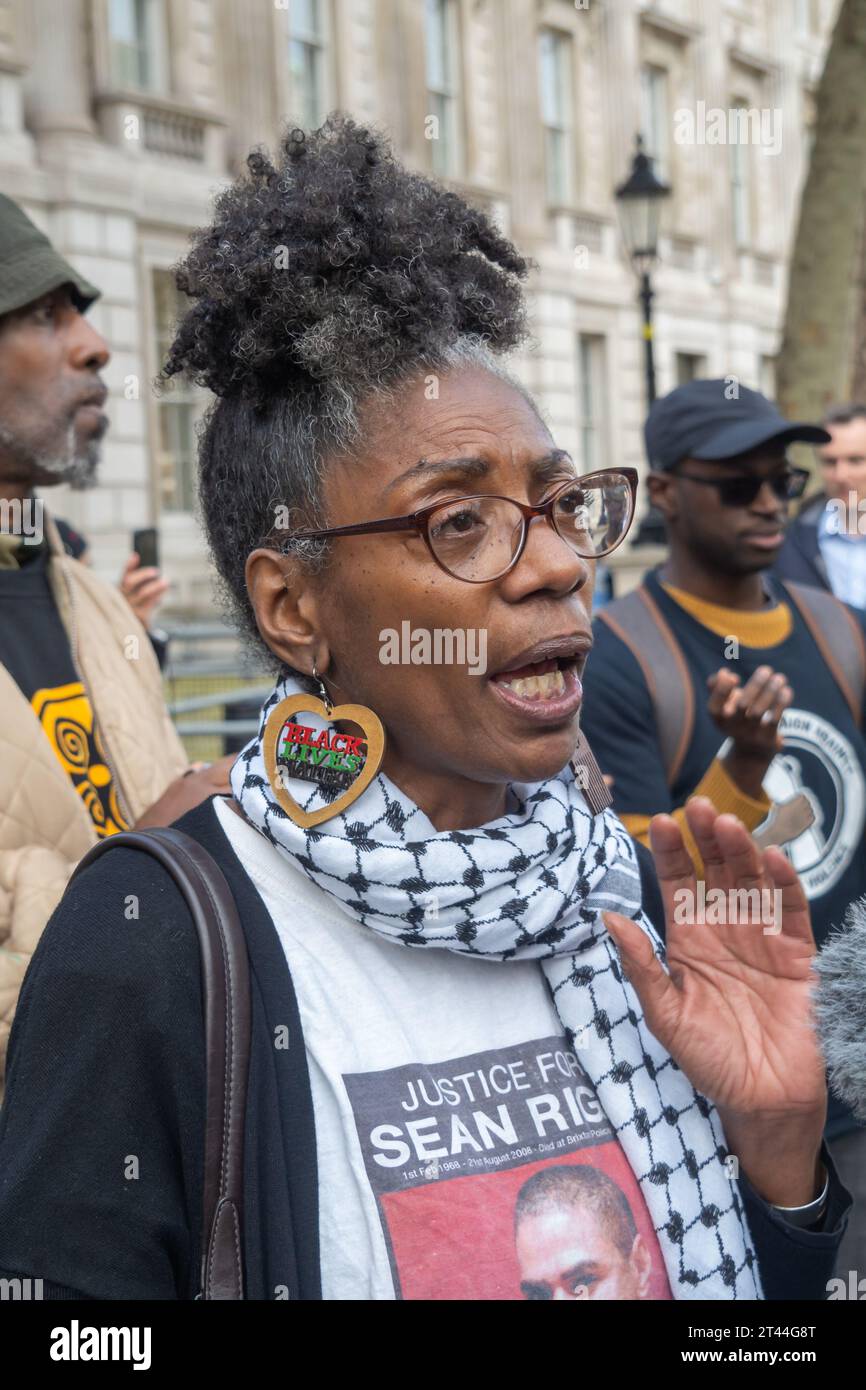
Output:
[343,1036,672,1301]
[513,1164,652,1301]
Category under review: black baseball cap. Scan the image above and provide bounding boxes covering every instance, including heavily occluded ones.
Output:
[0,193,100,319]
[645,378,830,471]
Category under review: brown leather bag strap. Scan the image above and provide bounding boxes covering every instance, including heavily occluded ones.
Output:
[71,825,251,1300]
[597,586,696,784]
[785,581,866,727]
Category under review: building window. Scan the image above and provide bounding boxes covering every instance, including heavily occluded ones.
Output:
[577,334,607,473]
[288,0,329,129]
[639,64,669,181]
[730,100,752,246]
[425,0,463,177]
[675,352,706,385]
[108,0,168,92]
[151,270,200,514]
[538,29,574,205]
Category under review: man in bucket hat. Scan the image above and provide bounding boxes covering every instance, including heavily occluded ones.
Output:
[0,191,100,315]
[0,194,230,1097]
[0,192,104,491]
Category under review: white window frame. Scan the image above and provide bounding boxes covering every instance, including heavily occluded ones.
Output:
[576,334,607,475]
[286,0,331,130]
[149,268,206,517]
[425,0,463,177]
[639,64,670,182]
[538,28,575,206]
[675,352,707,386]
[108,0,169,93]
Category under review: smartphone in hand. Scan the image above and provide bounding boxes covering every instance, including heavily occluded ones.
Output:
[132,527,159,570]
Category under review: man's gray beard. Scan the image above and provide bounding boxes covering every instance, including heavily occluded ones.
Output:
[0,420,100,490]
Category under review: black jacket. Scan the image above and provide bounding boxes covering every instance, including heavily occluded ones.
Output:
[774,495,832,593]
[0,798,851,1300]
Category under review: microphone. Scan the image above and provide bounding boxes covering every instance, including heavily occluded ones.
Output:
[814,895,866,1123]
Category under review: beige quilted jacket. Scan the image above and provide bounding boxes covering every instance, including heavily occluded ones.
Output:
[0,512,188,1095]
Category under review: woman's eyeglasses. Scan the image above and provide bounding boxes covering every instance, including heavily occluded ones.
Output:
[672,465,810,508]
[284,468,638,584]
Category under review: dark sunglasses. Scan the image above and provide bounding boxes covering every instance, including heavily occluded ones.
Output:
[671,465,810,508]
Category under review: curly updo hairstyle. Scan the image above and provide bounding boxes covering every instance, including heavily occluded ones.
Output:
[163,113,536,670]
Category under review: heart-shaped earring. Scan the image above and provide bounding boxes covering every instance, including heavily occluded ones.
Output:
[262,662,386,828]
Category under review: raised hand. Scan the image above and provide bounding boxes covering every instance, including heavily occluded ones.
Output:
[605,797,826,1206]
[708,665,792,756]
[708,665,793,800]
[120,553,170,629]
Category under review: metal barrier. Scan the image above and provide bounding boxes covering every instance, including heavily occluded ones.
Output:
[161,621,272,761]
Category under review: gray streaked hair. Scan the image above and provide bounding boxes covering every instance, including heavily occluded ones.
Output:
[163,115,538,671]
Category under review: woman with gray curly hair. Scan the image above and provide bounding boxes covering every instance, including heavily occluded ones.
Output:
[0,115,851,1302]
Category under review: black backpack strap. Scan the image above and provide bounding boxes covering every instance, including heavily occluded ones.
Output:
[70,826,251,1300]
[597,585,695,784]
[785,582,866,727]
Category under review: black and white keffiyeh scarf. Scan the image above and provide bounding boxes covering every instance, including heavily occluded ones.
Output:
[231,674,762,1300]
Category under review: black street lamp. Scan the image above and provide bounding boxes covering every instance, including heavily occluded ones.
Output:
[615,134,672,545]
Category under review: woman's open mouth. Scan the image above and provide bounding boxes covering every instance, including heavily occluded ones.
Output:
[488,655,584,722]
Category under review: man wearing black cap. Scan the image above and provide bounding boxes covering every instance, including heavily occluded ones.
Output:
[0,193,231,1098]
[581,378,866,1269]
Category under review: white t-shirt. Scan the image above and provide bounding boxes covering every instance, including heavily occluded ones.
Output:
[215,799,671,1301]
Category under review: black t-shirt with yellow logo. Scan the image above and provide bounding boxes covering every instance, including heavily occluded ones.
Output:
[0,539,128,838]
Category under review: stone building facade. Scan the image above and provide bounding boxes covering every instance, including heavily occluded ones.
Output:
[0,0,839,608]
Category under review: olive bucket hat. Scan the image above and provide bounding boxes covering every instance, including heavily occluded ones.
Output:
[0,192,100,318]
